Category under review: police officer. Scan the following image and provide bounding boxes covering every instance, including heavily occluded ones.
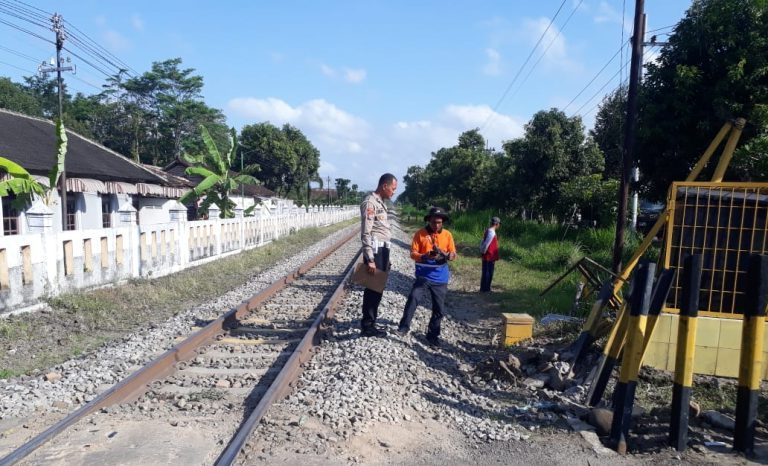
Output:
[359,173,397,337]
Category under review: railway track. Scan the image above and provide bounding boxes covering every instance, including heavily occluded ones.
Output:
[1,229,362,466]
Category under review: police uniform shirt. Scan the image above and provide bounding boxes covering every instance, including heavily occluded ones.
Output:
[360,192,391,263]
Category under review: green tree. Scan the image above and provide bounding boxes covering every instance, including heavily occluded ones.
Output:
[0,77,42,115]
[590,86,627,181]
[239,122,320,197]
[560,174,619,226]
[23,75,68,119]
[506,108,604,217]
[180,126,257,218]
[335,178,351,203]
[637,0,768,199]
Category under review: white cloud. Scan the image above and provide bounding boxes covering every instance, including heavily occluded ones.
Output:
[131,14,144,31]
[483,48,501,76]
[594,1,631,32]
[343,68,366,84]
[319,160,337,174]
[226,97,523,190]
[228,97,369,155]
[319,63,366,84]
[320,63,336,77]
[103,30,131,52]
[521,17,581,73]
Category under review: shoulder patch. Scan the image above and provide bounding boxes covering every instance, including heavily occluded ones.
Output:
[366,207,375,219]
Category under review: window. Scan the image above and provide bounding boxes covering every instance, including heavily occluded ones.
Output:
[2,195,19,235]
[102,195,112,228]
[65,197,76,231]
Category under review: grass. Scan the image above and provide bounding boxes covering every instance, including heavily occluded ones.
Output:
[0,220,355,379]
[405,209,657,319]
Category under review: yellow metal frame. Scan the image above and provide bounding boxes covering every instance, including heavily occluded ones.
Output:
[662,181,768,319]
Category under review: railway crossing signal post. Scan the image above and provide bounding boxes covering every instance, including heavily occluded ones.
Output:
[39,13,75,230]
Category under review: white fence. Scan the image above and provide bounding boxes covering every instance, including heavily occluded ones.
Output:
[0,206,357,314]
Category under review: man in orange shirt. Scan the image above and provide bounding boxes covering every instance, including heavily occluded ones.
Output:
[397,206,457,347]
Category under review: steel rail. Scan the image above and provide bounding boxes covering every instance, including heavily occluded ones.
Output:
[0,228,358,466]
[214,245,361,465]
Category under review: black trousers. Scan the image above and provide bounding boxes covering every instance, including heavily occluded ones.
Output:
[361,246,390,331]
[480,260,495,292]
[399,277,447,340]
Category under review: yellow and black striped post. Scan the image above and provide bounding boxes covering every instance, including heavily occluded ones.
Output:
[587,302,628,407]
[734,254,768,454]
[641,268,676,357]
[570,281,613,364]
[610,260,655,454]
[669,254,702,452]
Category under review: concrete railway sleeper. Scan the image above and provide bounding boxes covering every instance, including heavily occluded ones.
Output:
[0,229,361,466]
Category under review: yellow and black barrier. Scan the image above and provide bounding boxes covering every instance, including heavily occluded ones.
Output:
[587,301,629,407]
[587,267,675,408]
[609,261,655,454]
[570,281,614,364]
[734,254,768,454]
[641,268,677,357]
[669,254,702,452]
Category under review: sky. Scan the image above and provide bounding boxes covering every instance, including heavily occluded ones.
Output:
[0,1,693,191]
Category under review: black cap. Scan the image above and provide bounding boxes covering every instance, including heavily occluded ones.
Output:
[424,206,449,222]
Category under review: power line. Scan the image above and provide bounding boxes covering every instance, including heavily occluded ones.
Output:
[501,0,584,109]
[0,44,38,62]
[64,20,137,76]
[0,17,53,43]
[0,4,48,29]
[0,59,34,73]
[562,42,627,113]
[571,45,659,118]
[0,3,136,82]
[3,0,51,20]
[481,0,569,130]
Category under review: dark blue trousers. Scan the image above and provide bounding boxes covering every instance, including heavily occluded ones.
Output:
[361,247,390,331]
[399,277,447,340]
[480,260,495,292]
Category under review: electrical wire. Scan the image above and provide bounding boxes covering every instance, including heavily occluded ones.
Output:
[562,42,627,113]
[0,59,34,73]
[500,0,584,109]
[0,44,38,62]
[480,0,569,130]
[572,45,659,118]
[64,20,137,76]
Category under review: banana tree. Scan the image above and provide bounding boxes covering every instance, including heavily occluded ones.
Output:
[0,118,67,208]
[180,125,258,219]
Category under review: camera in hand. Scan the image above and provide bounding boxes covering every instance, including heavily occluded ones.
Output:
[430,245,448,264]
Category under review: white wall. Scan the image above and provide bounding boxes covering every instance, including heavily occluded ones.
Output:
[0,206,357,314]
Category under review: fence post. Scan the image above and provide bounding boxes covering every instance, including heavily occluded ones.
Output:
[610,260,655,454]
[734,254,768,454]
[669,255,702,451]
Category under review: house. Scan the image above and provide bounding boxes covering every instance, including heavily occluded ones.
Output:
[163,158,281,219]
[0,109,186,235]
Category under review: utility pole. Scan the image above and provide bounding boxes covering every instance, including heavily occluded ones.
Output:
[612,1,645,275]
[327,176,331,205]
[39,13,74,230]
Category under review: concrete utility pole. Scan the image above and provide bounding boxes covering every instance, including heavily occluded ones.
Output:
[612,1,645,275]
[39,13,74,230]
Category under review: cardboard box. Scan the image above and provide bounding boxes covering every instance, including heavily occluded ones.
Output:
[502,313,534,346]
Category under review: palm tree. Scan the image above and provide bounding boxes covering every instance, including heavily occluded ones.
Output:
[180,126,257,218]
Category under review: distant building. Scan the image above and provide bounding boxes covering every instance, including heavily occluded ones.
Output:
[0,109,186,235]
